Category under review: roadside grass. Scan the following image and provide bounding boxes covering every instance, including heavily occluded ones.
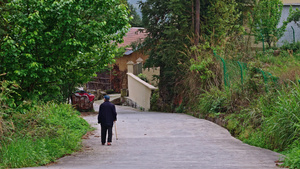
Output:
[255,50,300,82]
[194,79,299,168]
[190,50,300,168]
[245,82,300,168]
[283,141,300,169]
[0,102,91,168]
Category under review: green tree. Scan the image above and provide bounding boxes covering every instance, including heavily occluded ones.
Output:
[286,7,300,24]
[120,0,143,27]
[139,0,193,105]
[139,0,243,109]
[201,0,241,46]
[0,0,130,102]
[247,0,286,48]
[128,3,143,27]
[0,0,10,40]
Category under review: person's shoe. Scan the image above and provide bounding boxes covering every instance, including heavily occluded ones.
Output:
[107,142,111,146]
[102,143,105,145]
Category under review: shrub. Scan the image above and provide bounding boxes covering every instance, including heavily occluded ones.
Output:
[262,83,300,151]
[197,87,231,116]
[138,73,149,83]
[194,49,300,168]
[241,82,300,167]
[105,89,114,94]
[0,80,22,140]
[280,41,300,53]
[150,90,160,111]
[149,89,172,112]
[0,102,91,168]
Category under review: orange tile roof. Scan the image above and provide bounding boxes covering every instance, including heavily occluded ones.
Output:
[118,27,148,48]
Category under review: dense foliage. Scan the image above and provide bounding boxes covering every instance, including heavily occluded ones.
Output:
[0,0,130,168]
[128,3,143,27]
[0,103,91,168]
[247,0,287,48]
[140,0,244,110]
[0,0,130,103]
[120,0,143,27]
[287,7,300,23]
[139,0,193,107]
[188,49,300,168]
[0,79,91,168]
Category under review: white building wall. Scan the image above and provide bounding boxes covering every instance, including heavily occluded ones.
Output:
[142,67,160,86]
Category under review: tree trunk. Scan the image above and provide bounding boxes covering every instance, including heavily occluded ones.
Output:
[195,0,200,46]
[192,0,194,33]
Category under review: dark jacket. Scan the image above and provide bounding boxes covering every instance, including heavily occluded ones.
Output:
[98,101,117,127]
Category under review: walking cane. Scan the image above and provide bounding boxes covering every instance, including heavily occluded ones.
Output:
[114,121,118,140]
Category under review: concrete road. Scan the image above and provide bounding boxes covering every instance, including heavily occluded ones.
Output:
[24,105,281,169]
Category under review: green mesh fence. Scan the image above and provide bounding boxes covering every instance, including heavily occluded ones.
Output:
[253,68,279,92]
[213,51,279,91]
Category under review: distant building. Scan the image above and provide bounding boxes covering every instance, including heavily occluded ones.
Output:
[115,27,148,72]
[86,27,149,93]
[278,0,300,46]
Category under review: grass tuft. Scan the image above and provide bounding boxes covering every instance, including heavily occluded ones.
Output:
[0,102,91,168]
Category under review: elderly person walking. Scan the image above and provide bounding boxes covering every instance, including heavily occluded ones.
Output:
[98,95,117,146]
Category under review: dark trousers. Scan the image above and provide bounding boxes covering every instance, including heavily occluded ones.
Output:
[101,124,112,144]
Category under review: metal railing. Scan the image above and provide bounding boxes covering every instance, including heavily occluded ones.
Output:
[213,51,279,92]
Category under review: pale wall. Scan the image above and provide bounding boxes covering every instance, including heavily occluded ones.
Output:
[115,51,148,71]
[127,73,157,110]
[142,67,160,86]
[282,0,300,4]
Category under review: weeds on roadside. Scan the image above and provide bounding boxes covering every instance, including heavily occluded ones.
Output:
[0,91,91,168]
[192,48,300,168]
[283,141,300,169]
[241,82,300,167]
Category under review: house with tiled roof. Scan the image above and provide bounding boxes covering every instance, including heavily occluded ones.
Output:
[86,27,150,94]
[115,27,148,71]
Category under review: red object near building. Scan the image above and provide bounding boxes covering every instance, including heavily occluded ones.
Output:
[71,91,94,111]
